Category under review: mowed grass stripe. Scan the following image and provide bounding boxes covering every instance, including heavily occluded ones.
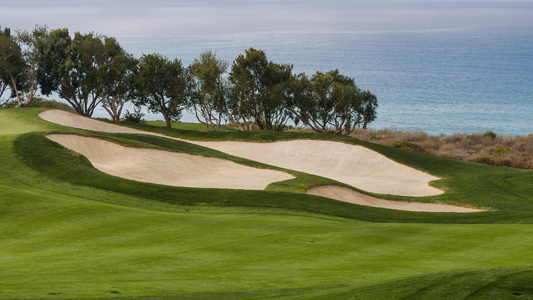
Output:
[16,265,533,299]
[3,186,533,299]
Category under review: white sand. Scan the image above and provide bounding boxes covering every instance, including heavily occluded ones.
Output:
[39,109,148,134]
[46,133,293,190]
[191,140,443,197]
[307,185,484,213]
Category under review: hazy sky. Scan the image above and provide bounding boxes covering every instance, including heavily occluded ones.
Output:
[2,1,532,37]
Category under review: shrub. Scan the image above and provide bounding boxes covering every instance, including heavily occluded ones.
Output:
[497,157,513,167]
[483,131,497,140]
[1,96,74,111]
[388,141,425,153]
[467,133,483,143]
[28,97,74,111]
[421,138,440,150]
[460,138,476,149]
[123,107,145,123]
[349,127,533,169]
[441,133,463,144]
[350,127,533,169]
[406,131,429,143]
[494,147,511,155]
[440,152,453,159]
[475,154,493,165]
[370,132,382,140]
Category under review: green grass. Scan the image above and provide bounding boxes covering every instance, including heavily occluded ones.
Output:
[144,120,237,132]
[23,266,533,299]
[3,107,533,299]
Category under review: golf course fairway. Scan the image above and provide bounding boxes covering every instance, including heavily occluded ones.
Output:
[2,108,533,299]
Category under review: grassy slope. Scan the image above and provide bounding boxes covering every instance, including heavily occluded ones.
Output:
[2,108,533,299]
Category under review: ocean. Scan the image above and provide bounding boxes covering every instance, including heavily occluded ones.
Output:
[2,1,533,135]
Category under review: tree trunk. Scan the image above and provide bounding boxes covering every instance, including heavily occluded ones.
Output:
[10,74,21,108]
[161,107,171,128]
[19,56,38,107]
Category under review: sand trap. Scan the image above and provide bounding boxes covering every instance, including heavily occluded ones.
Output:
[46,134,293,190]
[39,109,442,196]
[192,140,443,197]
[307,185,484,213]
[39,109,150,135]
[38,110,480,212]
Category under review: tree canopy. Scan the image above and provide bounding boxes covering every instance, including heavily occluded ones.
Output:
[288,70,377,134]
[37,29,124,116]
[134,53,191,128]
[14,25,48,107]
[98,53,137,122]
[229,48,294,131]
[3,25,378,134]
[0,32,25,107]
[189,51,229,131]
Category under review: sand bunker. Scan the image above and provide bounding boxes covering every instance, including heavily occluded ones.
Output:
[192,140,443,197]
[307,185,484,213]
[46,134,293,190]
[39,110,485,212]
[39,109,150,135]
[39,109,442,196]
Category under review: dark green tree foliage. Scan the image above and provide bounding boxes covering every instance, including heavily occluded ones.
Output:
[98,53,138,122]
[288,70,377,134]
[189,51,229,131]
[35,28,71,101]
[229,48,293,131]
[0,29,25,107]
[260,61,293,131]
[1,27,10,37]
[135,53,191,128]
[228,48,267,131]
[37,29,123,116]
[0,26,12,105]
[15,25,48,108]
[3,25,379,132]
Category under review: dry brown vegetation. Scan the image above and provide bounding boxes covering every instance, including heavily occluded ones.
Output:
[349,128,533,169]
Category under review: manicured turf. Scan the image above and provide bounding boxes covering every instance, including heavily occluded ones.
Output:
[144,120,237,132]
[2,107,533,299]
[27,266,532,299]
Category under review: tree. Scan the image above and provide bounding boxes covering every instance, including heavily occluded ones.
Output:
[134,53,191,128]
[14,25,48,108]
[98,53,137,122]
[259,61,293,131]
[37,29,123,116]
[0,26,13,106]
[35,28,72,108]
[287,70,377,134]
[229,48,293,131]
[228,48,267,131]
[0,31,25,107]
[189,51,230,131]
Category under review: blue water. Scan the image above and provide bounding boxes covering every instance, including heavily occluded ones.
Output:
[3,1,533,135]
